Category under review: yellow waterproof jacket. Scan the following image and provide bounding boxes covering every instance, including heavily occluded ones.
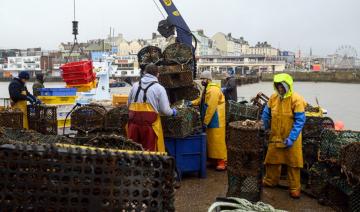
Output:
[192,83,225,128]
[263,74,307,168]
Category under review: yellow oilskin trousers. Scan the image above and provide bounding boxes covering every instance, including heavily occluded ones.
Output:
[128,102,165,152]
[264,164,301,192]
[13,100,28,129]
[12,90,29,129]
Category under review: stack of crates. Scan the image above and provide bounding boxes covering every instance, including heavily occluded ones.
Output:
[38,88,77,135]
[60,60,97,92]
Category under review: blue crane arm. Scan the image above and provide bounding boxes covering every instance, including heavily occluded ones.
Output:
[158,0,193,49]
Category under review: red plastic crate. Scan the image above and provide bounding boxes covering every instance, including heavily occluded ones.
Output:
[63,71,95,81]
[60,60,93,73]
[65,75,96,85]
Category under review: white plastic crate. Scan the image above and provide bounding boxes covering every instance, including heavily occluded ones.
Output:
[58,127,76,135]
[57,111,71,120]
[56,104,76,113]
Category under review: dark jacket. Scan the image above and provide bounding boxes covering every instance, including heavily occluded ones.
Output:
[32,80,44,97]
[223,77,237,101]
[9,78,36,103]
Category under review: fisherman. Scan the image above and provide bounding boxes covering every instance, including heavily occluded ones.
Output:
[32,73,45,97]
[127,64,177,152]
[262,73,306,198]
[221,69,237,102]
[8,71,41,129]
[188,70,227,171]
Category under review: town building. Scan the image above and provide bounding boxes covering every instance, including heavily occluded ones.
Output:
[117,40,146,56]
[197,55,286,75]
[211,32,249,56]
[247,42,279,57]
[192,30,215,57]
[146,33,170,51]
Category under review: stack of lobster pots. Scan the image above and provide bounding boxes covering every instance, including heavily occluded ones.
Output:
[137,43,199,104]
[60,60,97,92]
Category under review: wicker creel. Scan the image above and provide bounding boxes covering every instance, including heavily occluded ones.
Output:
[71,105,106,133]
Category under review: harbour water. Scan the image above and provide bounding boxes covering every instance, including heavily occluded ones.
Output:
[1,81,359,130]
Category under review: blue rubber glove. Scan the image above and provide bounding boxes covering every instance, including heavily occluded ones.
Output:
[202,124,207,132]
[172,108,177,117]
[221,87,226,93]
[185,101,192,107]
[35,99,42,105]
[27,96,36,104]
[284,138,295,148]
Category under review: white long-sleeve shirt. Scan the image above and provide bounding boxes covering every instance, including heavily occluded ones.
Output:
[128,74,173,116]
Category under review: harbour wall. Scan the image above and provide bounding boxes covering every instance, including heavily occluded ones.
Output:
[261,71,360,83]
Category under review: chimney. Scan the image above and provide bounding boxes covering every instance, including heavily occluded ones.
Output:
[152,33,157,39]
[227,33,232,38]
[198,29,204,36]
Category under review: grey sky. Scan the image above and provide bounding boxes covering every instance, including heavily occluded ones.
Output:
[1,0,359,56]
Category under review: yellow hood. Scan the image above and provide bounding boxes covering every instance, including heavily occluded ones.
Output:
[273,73,293,99]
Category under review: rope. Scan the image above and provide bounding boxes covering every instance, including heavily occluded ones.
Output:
[208,198,287,212]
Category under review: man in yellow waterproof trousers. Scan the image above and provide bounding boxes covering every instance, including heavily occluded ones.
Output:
[9,71,41,129]
[127,64,177,152]
[189,70,227,171]
[262,73,306,198]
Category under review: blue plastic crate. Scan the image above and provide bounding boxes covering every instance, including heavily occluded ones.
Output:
[39,88,77,96]
[165,133,207,179]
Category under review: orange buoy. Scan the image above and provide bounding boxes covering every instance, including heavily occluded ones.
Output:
[335,121,345,131]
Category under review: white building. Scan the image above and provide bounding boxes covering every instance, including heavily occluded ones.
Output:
[192,30,215,57]
[146,33,170,51]
[198,55,286,74]
[111,55,140,77]
[5,56,41,71]
[247,42,279,57]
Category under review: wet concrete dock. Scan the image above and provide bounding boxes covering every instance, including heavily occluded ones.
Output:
[175,169,334,212]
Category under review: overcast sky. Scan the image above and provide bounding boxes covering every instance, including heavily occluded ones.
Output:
[0,0,359,56]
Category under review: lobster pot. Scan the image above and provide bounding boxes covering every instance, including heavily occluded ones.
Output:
[166,84,200,104]
[73,135,143,151]
[226,121,264,202]
[161,107,200,138]
[341,142,360,183]
[159,64,193,89]
[27,105,57,135]
[104,105,128,135]
[324,178,360,212]
[227,171,262,202]
[303,116,334,139]
[308,161,342,199]
[228,121,264,152]
[227,101,260,124]
[0,143,176,212]
[137,46,163,69]
[163,43,193,65]
[0,110,23,129]
[319,129,360,162]
[0,128,72,146]
[71,105,106,133]
[302,138,321,170]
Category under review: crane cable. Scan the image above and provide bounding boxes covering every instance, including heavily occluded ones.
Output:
[152,0,166,19]
[66,0,85,63]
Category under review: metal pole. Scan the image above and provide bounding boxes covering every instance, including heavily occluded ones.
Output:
[73,0,76,20]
